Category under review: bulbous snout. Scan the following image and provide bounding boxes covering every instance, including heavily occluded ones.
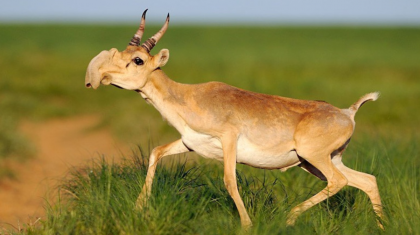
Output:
[85,49,117,89]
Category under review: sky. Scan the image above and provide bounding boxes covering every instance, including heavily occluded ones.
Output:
[1,0,420,25]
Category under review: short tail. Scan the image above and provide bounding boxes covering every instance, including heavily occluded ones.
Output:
[347,92,380,118]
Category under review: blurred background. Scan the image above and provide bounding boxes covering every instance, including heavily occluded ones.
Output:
[0,0,419,231]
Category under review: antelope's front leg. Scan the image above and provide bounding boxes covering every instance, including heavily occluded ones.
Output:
[222,134,252,228]
[136,139,191,209]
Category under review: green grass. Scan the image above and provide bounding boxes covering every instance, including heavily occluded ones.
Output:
[0,24,419,233]
[26,139,419,234]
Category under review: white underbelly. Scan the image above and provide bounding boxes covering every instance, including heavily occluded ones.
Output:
[181,129,224,161]
[236,137,300,169]
[181,128,300,170]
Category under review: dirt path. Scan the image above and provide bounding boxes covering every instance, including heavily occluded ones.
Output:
[0,115,132,229]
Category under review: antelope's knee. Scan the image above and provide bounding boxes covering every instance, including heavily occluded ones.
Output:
[223,176,238,194]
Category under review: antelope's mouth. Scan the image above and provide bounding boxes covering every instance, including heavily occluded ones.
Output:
[111,84,124,89]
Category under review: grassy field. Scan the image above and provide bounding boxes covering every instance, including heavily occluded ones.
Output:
[0,24,419,234]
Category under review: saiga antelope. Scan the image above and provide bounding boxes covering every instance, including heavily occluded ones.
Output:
[85,10,383,228]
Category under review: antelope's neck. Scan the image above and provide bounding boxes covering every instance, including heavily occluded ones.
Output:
[140,69,189,128]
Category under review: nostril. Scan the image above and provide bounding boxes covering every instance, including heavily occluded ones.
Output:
[86,83,92,88]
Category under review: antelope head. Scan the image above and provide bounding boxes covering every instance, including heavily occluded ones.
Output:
[85,9,170,90]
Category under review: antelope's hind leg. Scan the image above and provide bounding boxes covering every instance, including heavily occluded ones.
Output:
[136,139,191,209]
[333,155,384,229]
[287,114,352,226]
[286,152,348,226]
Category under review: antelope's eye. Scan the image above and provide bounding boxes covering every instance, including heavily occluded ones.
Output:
[133,57,144,65]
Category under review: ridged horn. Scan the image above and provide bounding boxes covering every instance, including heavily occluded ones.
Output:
[128,9,148,46]
[141,13,170,52]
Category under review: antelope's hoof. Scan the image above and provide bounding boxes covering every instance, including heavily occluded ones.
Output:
[286,215,297,227]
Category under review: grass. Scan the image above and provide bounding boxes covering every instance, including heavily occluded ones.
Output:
[0,24,419,233]
[25,139,419,234]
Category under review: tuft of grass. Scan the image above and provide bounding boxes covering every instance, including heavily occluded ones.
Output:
[33,151,235,234]
[26,137,420,234]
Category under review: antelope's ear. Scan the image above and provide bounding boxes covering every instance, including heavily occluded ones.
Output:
[153,49,169,68]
